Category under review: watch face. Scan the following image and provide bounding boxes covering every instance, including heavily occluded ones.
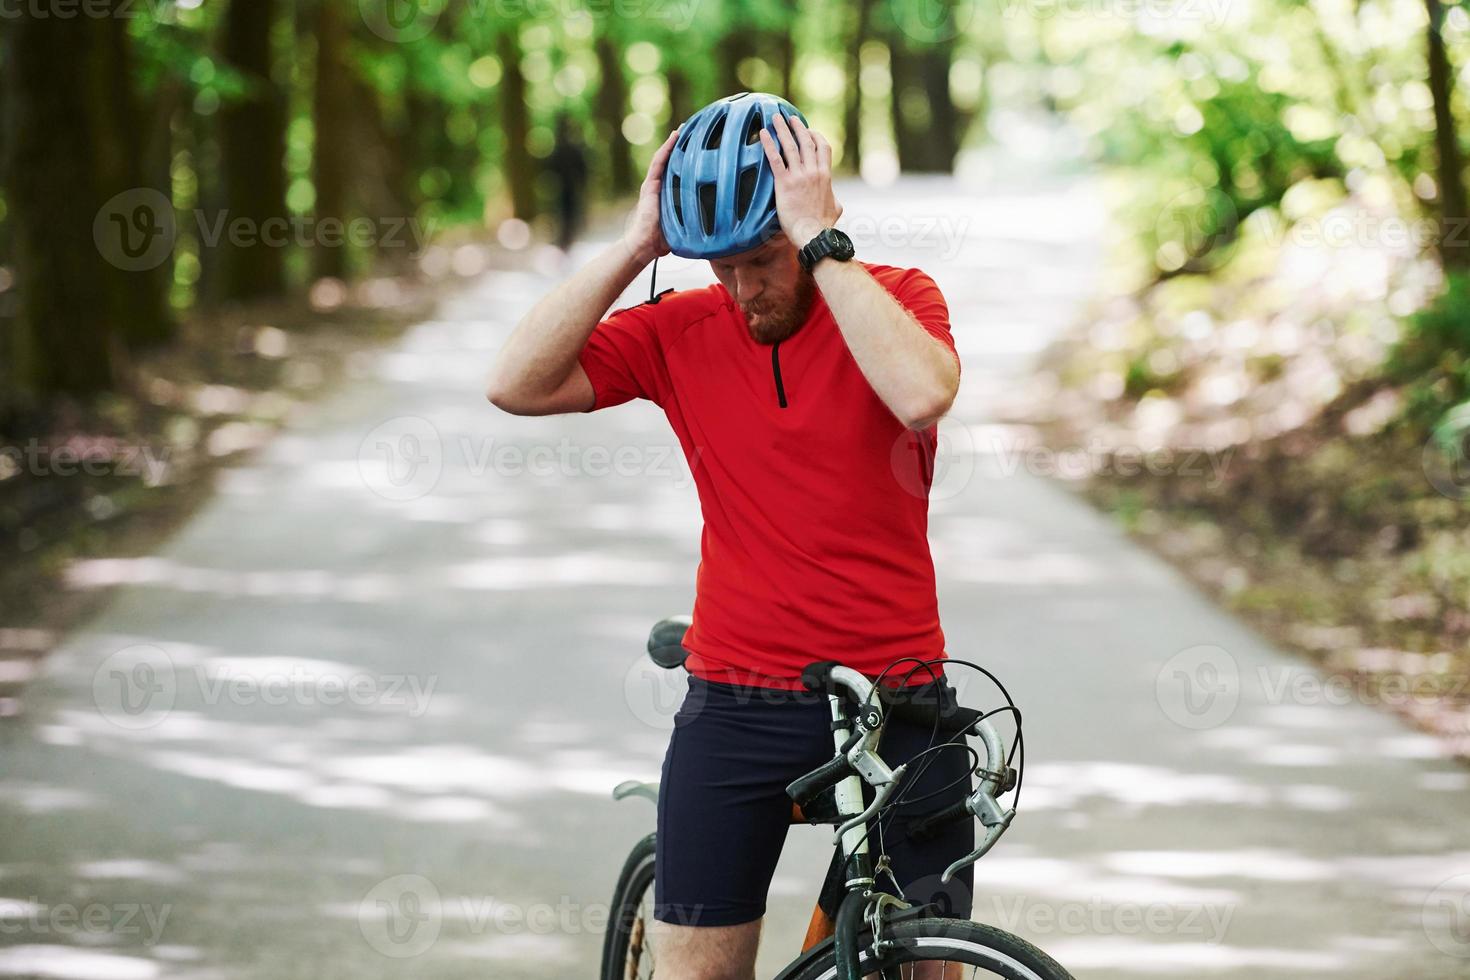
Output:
[828,229,856,260]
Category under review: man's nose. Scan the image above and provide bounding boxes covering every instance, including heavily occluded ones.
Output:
[736,273,762,304]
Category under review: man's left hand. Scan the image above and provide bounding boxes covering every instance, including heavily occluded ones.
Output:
[759,114,843,250]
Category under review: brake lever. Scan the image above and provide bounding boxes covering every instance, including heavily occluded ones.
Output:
[940,806,1015,883]
[833,761,907,842]
[937,733,1018,882]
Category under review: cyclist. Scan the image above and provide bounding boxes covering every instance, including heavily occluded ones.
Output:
[486,92,972,979]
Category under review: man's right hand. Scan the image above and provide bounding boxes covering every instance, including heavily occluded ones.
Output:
[622,128,680,267]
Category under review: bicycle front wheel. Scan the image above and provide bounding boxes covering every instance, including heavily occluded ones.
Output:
[794,916,1075,980]
[600,833,657,980]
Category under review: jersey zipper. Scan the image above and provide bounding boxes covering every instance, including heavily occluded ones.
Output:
[771,341,788,408]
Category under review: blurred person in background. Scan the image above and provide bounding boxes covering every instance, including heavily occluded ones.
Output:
[545,112,589,252]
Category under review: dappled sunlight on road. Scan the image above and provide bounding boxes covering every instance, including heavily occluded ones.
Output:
[29,698,648,823]
[444,553,685,590]
[1019,761,1351,812]
[63,558,405,604]
[1100,849,1335,882]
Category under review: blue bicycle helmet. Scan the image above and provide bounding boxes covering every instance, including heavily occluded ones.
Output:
[660,92,807,260]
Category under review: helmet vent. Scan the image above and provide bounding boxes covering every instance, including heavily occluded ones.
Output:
[698,182,717,236]
[735,166,757,221]
[704,112,726,150]
[670,175,683,225]
[744,113,764,146]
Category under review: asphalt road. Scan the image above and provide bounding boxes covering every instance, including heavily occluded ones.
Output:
[3,161,1469,979]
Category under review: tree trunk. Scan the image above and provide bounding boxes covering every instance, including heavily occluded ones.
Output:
[667,66,694,130]
[842,0,874,173]
[718,31,753,96]
[219,0,287,300]
[402,87,439,208]
[777,0,798,104]
[919,37,958,171]
[2,5,171,399]
[355,71,412,222]
[887,30,959,173]
[595,33,635,195]
[313,0,351,280]
[1426,0,1469,270]
[188,109,228,308]
[497,26,537,220]
[94,6,174,348]
[143,80,183,218]
[887,36,923,172]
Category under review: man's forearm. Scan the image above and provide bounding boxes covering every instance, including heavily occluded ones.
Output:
[813,261,959,429]
[487,239,648,400]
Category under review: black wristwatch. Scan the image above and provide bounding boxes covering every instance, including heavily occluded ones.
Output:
[798,228,856,272]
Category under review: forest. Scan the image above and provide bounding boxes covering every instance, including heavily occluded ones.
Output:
[1,0,991,410]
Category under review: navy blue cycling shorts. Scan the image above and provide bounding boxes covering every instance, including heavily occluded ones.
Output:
[654,674,976,928]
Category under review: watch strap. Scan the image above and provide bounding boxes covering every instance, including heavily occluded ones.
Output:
[799,229,835,273]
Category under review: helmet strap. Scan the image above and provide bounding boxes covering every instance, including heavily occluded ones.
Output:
[646,255,674,305]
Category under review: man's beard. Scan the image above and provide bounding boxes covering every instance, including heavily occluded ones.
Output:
[742,271,817,345]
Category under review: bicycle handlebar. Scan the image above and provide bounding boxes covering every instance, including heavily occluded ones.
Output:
[788,660,1018,881]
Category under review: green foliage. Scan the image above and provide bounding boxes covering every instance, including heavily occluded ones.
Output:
[1387,273,1470,431]
[1047,0,1444,281]
[1392,273,1470,373]
[1123,351,1180,399]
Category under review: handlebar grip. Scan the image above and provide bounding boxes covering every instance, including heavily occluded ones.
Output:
[800,660,842,692]
[905,799,971,842]
[786,752,855,809]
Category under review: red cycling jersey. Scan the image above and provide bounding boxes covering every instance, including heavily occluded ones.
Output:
[578,262,959,690]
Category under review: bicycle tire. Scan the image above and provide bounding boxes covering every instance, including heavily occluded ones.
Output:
[791,916,1075,980]
[600,833,657,980]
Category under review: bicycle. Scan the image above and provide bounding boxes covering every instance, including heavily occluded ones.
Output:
[601,616,1078,980]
